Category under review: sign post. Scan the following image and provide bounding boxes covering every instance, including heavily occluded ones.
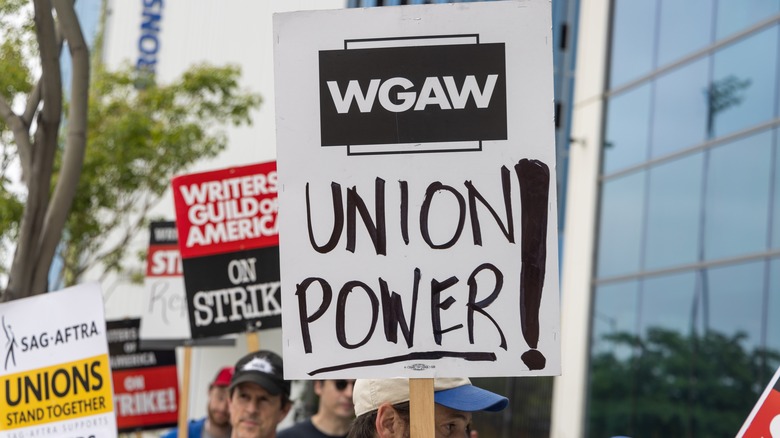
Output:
[410,379,435,437]
[274,1,558,435]
[177,346,192,438]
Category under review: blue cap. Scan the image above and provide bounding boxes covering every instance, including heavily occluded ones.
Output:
[434,382,509,412]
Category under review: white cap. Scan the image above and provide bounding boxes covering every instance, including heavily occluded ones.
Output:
[353,377,508,417]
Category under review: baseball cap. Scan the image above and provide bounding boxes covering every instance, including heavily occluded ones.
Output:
[229,350,290,397]
[353,377,508,416]
[211,366,234,388]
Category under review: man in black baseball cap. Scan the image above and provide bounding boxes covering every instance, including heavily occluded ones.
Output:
[228,350,292,438]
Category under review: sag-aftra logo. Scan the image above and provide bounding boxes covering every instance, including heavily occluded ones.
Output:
[2,315,100,372]
[319,35,507,152]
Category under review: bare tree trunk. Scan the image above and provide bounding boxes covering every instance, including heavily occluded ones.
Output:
[2,0,89,302]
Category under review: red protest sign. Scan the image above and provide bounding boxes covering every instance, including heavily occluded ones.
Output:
[737,366,780,437]
[172,161,278,259]
[171,162,282,338]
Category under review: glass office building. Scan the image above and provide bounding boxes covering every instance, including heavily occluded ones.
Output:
[556,1,780,437]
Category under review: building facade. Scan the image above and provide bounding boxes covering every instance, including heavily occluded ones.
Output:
[554,0,780,436]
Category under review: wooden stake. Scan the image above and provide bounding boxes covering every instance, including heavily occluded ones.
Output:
[246,331,260,352]
[177,346,192,438]
[410,378,435,438]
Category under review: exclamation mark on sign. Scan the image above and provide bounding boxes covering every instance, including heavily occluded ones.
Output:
[515,159,549,370]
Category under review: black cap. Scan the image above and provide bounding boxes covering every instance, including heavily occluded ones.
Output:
[229,350,289,397]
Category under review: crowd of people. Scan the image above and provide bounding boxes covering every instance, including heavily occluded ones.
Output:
[163,350,508,438]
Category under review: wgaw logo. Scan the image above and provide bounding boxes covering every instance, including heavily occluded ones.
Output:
[319,35,507,155]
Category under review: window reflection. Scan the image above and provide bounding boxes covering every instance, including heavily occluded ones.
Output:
[769,259,780,370]
[609,0,657,87]
[657,0,713,67]
[651,58,709,158]
[603,84,652,174]
[588,269,775,437]
[597,171,645,278]
[644,153,703,271]
[775,133,780,249]
[703,262,764,349]
[592,281,638,359]
[704,130,772,260]
[711,25,778,138]
[716,0,780,39]
[641,272,697,334]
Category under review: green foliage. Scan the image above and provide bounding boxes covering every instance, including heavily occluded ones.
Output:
[55,63,261,285]
[588,327,780,438]
[0,0,34,140]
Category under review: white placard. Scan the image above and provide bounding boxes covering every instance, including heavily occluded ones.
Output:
[0,283,117,438]
[275,0,559,379]
[139,221,191,341]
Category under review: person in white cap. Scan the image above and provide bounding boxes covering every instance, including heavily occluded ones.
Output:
[347,377,508,438]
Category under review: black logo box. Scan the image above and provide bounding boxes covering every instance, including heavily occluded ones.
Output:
[182,246,281,339]
[106,318,176,368]
[319,41,507,146]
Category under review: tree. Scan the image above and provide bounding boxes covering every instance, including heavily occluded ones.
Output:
[57,62,261,288]
[0,0,262,300]
[588,327,780,438]
[0,0,89,301]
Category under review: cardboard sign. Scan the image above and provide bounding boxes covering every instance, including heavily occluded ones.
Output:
[172,161,282,338]
[140,221,191,342]
[0,283,117,438]
[274,1,560,378]
[107,319,178,433]
[737,365,780,437]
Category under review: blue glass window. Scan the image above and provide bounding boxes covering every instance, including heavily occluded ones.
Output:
[644,153,704,271]
[592,281,638,359]
[703,261,764,349]
[769,259,780,369]
[609,0,657,87]
[711,25,778,138]
[704,130,772,260]
[657,0,713,67]
[603,84,652,174]
[641,271,697,335]
[773,131,780,249]
[716,0,780,39]
[597,171,645,278]
[651,58,709,158]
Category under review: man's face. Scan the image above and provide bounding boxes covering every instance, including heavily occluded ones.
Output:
[314,380,355,420]
[433,403,472,438]
[207,385,231,427]
[380,403,473,438]
[229,382,290,438]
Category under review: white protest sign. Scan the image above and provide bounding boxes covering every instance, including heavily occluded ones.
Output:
[140,221,191,341]
[274,0,559,379]
[0,283,117,438]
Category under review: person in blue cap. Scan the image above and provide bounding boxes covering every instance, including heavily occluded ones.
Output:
[347,377,508,438]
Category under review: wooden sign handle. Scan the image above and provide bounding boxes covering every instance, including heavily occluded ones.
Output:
[246,331,260,352]
[177,346,192,438]
[410,378,435,438]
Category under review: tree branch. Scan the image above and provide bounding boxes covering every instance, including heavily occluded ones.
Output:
[4,0,63,301]
[31,0,90,293]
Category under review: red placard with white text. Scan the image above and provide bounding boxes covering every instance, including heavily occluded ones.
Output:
[172,162,278,258]
[172,162,281,338]
[107,318,178,432]
[736,365,780,437]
